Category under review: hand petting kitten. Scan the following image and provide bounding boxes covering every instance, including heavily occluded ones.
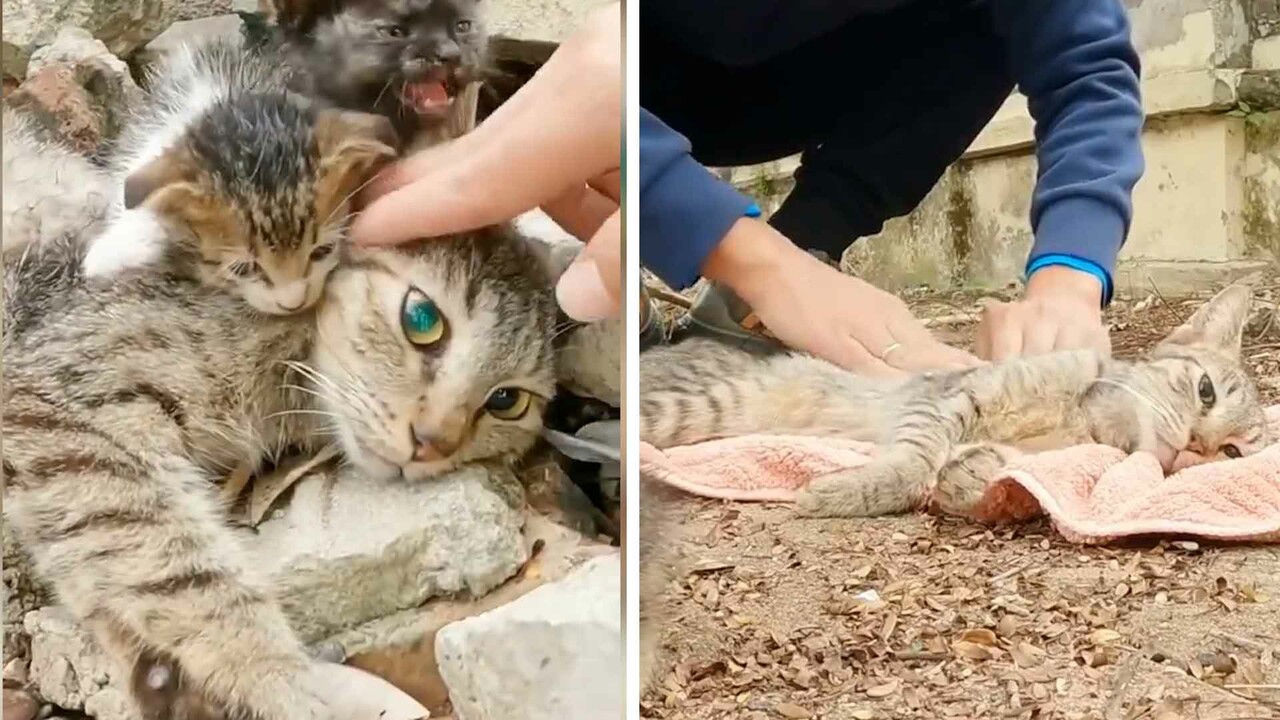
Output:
[976,265,1112,361]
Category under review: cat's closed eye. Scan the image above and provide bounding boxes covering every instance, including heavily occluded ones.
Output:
[229,260,259,278]
[1198,373,1215,408]
[309,244,334,262]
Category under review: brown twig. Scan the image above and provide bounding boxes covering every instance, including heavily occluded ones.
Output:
[1211,630,1268,654]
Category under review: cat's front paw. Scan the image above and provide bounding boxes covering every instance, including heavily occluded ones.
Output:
[132,650,329,720]
[795,463,922,518]
[934,444,1011,516]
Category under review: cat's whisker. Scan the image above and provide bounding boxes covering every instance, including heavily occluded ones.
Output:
[1093,377,1180,436]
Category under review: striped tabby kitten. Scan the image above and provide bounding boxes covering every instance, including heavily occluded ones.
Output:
[640,284,1269,518]
[83,42,399,316]
[3,96,557,717]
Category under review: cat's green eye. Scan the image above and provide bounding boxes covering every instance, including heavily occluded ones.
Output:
[400,288,447,346]
[1198,374,1216,407]
[1222,444,1242,459]
[484,388,531,421]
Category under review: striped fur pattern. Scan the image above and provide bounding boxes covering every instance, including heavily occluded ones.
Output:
[3,104,558,718]
[640,284,1270,518]
[82,41,399,316]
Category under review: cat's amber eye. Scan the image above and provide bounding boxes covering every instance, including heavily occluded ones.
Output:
[400,288,447,346]
[1198,374,1216,407]
[310,244,334,262]
[485,388,532,421]
[1222,444,1242,459]
[455,20,473,32]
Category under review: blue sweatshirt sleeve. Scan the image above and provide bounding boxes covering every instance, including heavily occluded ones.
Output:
[994,0,1145,303]
[639,108,754,290]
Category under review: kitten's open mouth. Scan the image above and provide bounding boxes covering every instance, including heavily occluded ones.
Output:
[401,67,458,118]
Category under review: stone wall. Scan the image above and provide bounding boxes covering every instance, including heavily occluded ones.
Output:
[726,1,1280,298]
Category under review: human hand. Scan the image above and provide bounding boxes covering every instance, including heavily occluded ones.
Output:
[704,218,981,377]
[975,265,1110,361]
[350,3,622,322]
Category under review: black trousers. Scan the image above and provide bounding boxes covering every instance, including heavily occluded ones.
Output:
[640,0,1016,258]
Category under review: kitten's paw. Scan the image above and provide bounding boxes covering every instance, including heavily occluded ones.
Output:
[132,650,329,720]
[934,443,1011,516]
[795,463,922,518]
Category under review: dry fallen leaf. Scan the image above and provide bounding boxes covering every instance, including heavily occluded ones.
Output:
[958,628,998,646]
[774,702,812,718]
[865,679,900,698]
[1087,629,1122,646]
[952,641,994,661]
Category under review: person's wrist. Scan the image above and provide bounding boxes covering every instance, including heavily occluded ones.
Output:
[1025,265,1104,310]
[701,217,802,304]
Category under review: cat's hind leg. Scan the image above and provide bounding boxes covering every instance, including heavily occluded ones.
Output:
[932,442,1020,516]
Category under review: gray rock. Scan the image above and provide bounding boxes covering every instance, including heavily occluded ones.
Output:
[134,15,246,70]
[2,0,232,77]
[23,607,116,713]
[259,464,530,645]
[26,26,135,90]
[435,553,622,720]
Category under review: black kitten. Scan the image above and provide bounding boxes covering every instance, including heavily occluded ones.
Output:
[276,0,487,145]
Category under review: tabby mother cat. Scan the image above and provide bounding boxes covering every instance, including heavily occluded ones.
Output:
[641,284,1270,518]
[2,103,556,718]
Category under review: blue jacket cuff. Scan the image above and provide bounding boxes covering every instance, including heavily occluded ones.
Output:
[1028,197,1124,306]
[639,153,754,290]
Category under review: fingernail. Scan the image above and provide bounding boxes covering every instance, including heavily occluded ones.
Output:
[556,259,615,322]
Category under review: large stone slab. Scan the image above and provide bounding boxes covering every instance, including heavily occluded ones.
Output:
[435,553,622,720]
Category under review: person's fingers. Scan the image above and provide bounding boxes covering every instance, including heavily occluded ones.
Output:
[588,169,621,203]
[541,183,617,242]
[1021,313,1060,357]
[555,208,621,321]
[820,334,908,379]
[983,300,1025,361]
[352,6,621,245]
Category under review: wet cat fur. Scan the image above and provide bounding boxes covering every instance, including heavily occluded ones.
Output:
[640,284,1270,518]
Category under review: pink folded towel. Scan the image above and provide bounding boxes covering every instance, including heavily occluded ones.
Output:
[639,406,1280,544]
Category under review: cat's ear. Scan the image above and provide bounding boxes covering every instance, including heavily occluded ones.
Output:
[314,109,400,222]
[125,146,235,241]
[1157,283,1253,356]
[124,146,201,210]
[271,0,343,35]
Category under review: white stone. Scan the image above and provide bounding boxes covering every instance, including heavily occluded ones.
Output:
[26,26,135,90]
[2,0,232,75]
[134,15,245,69]
[1255,36,1280,69]
[435,553,622,720]
[23,607,116,712]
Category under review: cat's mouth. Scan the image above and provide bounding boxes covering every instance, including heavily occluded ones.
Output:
[401,67,459,119]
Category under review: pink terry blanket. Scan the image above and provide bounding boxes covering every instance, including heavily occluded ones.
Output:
[639,407,1280,544]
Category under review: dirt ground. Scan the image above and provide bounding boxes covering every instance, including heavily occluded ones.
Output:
[642,278,1280,720]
